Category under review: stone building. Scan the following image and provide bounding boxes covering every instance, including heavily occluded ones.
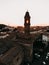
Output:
[24,11,31,35]
[0,11,34,65]
[0,41,24,65]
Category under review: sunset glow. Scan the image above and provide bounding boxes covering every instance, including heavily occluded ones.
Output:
[0,0,49,26]
[26,20,29,24]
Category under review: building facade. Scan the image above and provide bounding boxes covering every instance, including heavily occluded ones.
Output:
[0,11,33,65]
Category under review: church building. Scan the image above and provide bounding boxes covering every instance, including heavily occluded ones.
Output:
[24,11,31,34]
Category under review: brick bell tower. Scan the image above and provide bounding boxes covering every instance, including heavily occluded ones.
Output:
[24,11,31,34]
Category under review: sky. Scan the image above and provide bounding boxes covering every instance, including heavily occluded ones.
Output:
[0,0,49,26]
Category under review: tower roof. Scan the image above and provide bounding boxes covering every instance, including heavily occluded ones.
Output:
[24,11,30,18]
